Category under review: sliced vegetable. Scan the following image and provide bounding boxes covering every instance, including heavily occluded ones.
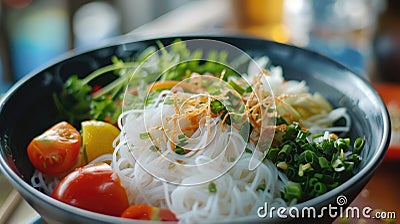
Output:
[353,137,365,154]
[174,146,187,155]
[265,122,364,203]
[51,162,129,217]
[283,181,302,203]
[81,120,120,163]
[147,80,194,92]
[121,204,178,222]
[208,182,217,193]
[27,121,81,175]
[228,80,245,95]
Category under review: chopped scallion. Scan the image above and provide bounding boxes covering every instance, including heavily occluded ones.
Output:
[265,122,364,203]
[283,181,302,202]
[139,132,150,139]
[277,161,288,170]
[245,148,253,154]
[178,133,186,141]
[256,184,266,191]
[353,137,364,154]
[149,145,159,152]
[175,146,187,155]
[208,182,217,193]
[313,182,327,196]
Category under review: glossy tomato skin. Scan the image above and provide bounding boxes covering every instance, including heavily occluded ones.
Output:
[121,204,154,220]
[159,209,179,222]
[51,163,129,217]
[27,121,81,175]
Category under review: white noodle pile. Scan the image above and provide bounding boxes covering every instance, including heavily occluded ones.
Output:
[164,155,287,223]
[31,170,60,195]
[29,56,353,224]
[111,90,286,223]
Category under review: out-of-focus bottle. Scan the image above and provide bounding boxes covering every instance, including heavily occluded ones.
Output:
[229,0,289,43]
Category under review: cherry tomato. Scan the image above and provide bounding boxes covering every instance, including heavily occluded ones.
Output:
[51,162,129,217]
[121,204,178,222]
[27,121,81,175]
[158,208,179,222]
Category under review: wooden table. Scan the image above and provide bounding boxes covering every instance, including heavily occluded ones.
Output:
[333,159,399,223]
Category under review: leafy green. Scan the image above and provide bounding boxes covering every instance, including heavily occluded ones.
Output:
[174,146,187,155]
[208,182,217,193]
[53,39,242,127]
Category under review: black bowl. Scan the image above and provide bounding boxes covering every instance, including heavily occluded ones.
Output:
[0,34,390,223]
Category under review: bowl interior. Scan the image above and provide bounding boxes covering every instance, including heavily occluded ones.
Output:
[0,35,390,223]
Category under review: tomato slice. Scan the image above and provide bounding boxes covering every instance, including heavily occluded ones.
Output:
[159,208,179,222]
[121,204,178,221]
[27,121,81,175]
[51,162,129,217]
[121,204,155,220]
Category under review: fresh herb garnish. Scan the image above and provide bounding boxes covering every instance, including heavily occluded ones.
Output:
[256,183,266,191]
[53,40,242,127]
[149,145,159,152]
[139,132,151,140]
[174,146,187,155]
[208,182,217,193]
[265,122,364,203]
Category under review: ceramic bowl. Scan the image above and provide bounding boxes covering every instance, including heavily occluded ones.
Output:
[0,35,390,223]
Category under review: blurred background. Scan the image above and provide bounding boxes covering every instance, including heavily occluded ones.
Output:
[1,0,400,93]
[0,0,399,223]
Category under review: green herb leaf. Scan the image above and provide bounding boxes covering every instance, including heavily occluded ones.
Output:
[139,132,151,139]
[283,181,302,203]
[175,146,187,155]
[353,137,364,154]
[256,184,266,191]
[208,182,217,193]
[149,145,159,152]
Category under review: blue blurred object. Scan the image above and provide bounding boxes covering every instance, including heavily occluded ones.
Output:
[0,58,12,93]
[307,37,365,76]
[5,0,69,80]
[307,0,380,77]
[285,0,386,78]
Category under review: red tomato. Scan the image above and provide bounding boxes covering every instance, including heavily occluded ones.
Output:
[121,204,155,220]
[51,162,129,217]
[159,208,179,222]
[27,121,81,175]
[121,204,178,222]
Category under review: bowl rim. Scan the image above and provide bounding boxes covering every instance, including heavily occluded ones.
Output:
[0,33,391,222]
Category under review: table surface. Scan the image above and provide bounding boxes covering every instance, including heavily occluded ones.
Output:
[333,159,399,224]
